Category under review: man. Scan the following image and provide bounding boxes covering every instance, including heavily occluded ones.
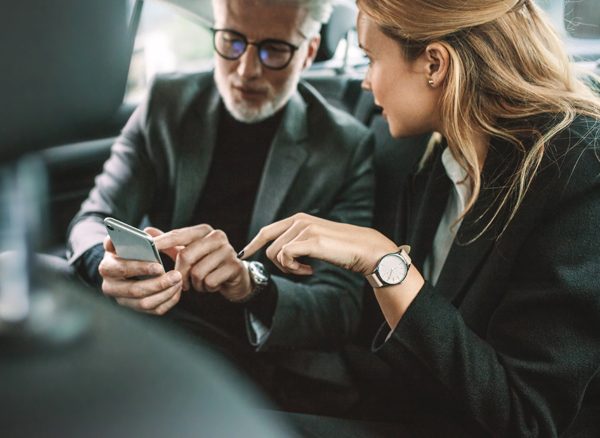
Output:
[67,0,373,406]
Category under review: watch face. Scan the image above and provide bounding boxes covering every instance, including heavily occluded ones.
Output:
[377,253,408,285]
[249,261,269,286]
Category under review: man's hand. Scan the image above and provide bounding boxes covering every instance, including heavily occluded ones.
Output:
[98,235,183,315]
[153,224,253,302]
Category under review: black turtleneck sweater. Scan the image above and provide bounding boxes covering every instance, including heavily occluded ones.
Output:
[177,103,284,338]
[192,102,283,251]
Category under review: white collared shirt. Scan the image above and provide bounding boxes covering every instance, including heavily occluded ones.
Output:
[423,147,471,286]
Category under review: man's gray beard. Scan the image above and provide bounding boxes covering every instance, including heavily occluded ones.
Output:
[222,96,281,123]
[215,75,297,124]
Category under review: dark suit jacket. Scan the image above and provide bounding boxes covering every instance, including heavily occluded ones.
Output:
[373,116,600,437]
[67,71,374,352]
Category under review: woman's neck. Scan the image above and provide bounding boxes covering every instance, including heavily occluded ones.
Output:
[439,129,490,171]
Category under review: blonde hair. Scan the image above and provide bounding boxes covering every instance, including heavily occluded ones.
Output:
[358,0,600,239]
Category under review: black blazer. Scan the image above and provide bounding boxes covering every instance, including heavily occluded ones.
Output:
[374,116,600,437]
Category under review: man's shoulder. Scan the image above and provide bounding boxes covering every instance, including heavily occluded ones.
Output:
[149,70,213,95]
[297,80,370,141]
[145,71,215,115]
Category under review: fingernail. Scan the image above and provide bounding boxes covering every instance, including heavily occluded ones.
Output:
[150,264,163,275]
[237,250,245,259]
[168,271,181,284]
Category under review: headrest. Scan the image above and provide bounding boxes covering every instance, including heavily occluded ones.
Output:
[315,2,357,63]
[0,0,131,162]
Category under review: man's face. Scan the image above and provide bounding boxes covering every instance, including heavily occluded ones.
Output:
[212,0,320,123]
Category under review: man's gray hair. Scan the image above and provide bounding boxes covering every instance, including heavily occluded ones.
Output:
[272,0,335,36]
[212,0,335,37]
[300,0,334,25]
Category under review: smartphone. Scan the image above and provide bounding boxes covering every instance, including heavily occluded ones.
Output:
[104,217,163,267]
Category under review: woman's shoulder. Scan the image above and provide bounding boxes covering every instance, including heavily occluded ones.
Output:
[545,114,599,162]
[543,114,600,198]
[555,114,600,144]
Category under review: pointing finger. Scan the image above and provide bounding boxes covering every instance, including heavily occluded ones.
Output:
[241,217,295,259]
[153,224,213,251]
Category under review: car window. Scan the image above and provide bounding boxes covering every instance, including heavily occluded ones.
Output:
[125,0,214,103]
[564,0,600,39]
[124,0,599,104]
[537,0,600,62]
[124,0,365,102]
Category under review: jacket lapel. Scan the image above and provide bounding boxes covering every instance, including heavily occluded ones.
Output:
[248,92,308,239]
[172,84,220,228]
[434,217,498,305]
[407,153,452,270]
[434,140,512,304]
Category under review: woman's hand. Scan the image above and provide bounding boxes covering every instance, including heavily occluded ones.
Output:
[241,213,399,276]
[243,213,426,329]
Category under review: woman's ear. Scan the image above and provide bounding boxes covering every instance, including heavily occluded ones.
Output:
[424,42,450,87]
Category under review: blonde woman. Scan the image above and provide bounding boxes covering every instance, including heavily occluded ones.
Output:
[242,0,600,435]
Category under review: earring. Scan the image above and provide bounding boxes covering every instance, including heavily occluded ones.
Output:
[428,79,434,87]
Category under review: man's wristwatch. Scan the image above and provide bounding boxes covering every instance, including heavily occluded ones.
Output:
[236,260,270,303]
[365,245,412,288]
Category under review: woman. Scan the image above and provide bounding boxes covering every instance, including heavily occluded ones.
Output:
[242,0,600,436]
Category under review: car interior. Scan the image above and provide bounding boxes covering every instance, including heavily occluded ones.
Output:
[33,0,434,256]
[9,0,436,347]
[1,0,599,434]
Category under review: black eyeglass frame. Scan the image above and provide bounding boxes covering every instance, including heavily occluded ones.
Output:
[211,28,302,70]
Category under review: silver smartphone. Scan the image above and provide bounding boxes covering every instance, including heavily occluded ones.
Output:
[104,217,163,267]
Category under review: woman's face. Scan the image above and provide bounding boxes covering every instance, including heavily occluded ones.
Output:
[357,13,441,138]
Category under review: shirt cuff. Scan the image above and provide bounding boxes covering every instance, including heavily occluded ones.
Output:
[75,243,105,288]
[244,281,278,347]
[245,280,277,325]
[246,311,271,346]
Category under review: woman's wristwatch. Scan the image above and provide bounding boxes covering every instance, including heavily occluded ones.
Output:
[365,245,412,288]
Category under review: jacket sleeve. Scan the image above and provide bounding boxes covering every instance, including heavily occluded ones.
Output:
[254,130,375,351]
[373,143,600,437]
[66,95,159,266]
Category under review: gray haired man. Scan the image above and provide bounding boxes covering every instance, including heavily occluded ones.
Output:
[68,0,374,412]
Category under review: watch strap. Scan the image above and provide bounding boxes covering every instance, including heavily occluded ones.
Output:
[366,271,385,288]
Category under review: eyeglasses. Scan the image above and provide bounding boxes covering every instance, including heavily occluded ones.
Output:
[211,28,301,70]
